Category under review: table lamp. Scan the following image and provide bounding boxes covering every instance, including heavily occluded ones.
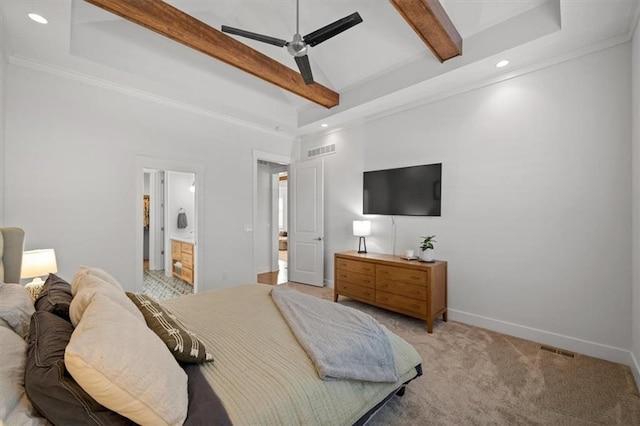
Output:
[353,220,371,254]
[21,249,58,299]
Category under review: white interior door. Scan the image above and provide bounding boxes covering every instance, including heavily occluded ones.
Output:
[289,159,324,286]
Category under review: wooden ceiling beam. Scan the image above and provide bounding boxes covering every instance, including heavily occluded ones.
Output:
[389,0,462,62]
[84,0,339,108]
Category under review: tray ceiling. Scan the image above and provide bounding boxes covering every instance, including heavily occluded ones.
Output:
[1,0,637,136]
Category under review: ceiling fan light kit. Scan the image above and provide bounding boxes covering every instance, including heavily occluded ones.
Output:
[222,0,363,85]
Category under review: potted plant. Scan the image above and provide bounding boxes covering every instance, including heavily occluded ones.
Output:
[419,235,436,262]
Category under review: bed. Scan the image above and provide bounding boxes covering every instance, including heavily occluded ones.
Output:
[0,268,423,426]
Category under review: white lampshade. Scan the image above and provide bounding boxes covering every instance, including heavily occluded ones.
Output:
[21,249,58,280]
[353,220,371,237]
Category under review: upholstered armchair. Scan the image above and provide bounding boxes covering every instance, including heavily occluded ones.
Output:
[0,227,25,283]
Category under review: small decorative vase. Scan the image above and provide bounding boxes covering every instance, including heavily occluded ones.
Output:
[421,250,433,262]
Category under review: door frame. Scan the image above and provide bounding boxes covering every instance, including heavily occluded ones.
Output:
[146,169,164,271]
[252,150,290,279]
[135,156,205,293]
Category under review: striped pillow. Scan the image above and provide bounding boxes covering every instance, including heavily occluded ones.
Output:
[126,293,213,364]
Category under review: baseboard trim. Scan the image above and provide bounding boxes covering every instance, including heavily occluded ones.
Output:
[630,351,640,391]
[448,309,631,366]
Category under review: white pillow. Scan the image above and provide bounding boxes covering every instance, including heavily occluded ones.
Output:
[69,267,144,326]
[65,294,188,426]
[0,283,35,339]
[0,323,47,425]
[72,267,123,293]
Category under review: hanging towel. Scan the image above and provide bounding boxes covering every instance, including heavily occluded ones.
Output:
[177,212,188,229]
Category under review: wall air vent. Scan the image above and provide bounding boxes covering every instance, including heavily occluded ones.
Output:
[307,143,336,159]
[540,345,576,358]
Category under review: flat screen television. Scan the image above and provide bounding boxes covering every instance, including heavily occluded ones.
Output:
[363,163,441,216]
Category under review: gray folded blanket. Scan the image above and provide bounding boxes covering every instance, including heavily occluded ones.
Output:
[271,287,398,383]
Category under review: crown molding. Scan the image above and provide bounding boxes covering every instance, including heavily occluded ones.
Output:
[8,55,295,140]
[299,30,632,139]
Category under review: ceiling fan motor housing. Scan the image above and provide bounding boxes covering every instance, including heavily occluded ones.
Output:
[221,4,362,85]
[287,34,307,57]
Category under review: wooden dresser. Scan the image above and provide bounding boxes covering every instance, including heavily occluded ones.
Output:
[171,239,194,285]
[334,251,447,333]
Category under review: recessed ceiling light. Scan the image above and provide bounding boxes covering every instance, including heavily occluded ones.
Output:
[28,13,48,24]
[321,123,329,128]
[496,60,509,68]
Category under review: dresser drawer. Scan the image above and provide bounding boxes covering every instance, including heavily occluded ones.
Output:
[377,265,427,287]
[376,291,426,317]
[336,281,374,303]
[181,243,193,255]
[335,258,375,276]
[336,270,374,289]
[182,266,193,284]
[376,280,427,300]
[171,241,182,260]
[181,253,193,268]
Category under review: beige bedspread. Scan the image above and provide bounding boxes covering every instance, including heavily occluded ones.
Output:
[164,284,422,426]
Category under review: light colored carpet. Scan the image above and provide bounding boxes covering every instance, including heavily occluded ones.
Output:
[281,282,640,425]
[143,270,193,300]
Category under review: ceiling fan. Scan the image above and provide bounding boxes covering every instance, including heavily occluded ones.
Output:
[221,0,363,85]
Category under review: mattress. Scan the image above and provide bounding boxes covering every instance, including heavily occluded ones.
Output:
[164,283,423,425]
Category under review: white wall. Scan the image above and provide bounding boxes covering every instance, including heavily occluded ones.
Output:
[3,63,293,291]
[0,35,6,226]
[167,171,195,236]
[631,19,640,383]
[143,172,150,196]
[300,131,367,280]
[301,44,633,363]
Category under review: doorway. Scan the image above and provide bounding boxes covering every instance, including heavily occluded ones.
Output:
[136,156,204,298]
[276,171,288,280]
[142,169,196,299]
[252,151,290,285]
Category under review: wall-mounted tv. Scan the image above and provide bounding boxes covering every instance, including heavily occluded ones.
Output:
[363,163,441,216]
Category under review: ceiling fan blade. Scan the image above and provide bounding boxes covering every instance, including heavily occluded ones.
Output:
[303,12,363,47]
[295,55,314,85]
[221,25,288,47]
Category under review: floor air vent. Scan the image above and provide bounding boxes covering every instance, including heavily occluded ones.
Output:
[307,144,336,159]
[540,345,576,358]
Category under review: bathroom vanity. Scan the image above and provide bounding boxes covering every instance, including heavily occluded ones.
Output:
[171,237,194,285]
